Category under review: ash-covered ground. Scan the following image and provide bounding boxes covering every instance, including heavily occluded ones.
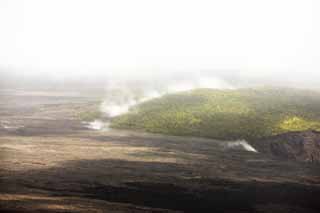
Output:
[1,90,320,213]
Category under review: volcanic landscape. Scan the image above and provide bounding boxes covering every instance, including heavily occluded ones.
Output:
[1,90,320,213]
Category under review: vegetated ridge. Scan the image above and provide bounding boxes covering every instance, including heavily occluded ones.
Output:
[110,87,320,140]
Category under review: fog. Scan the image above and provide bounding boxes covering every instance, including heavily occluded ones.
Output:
[1,0,320,90]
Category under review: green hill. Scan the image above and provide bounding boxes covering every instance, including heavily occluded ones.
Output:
[110,88,320,140]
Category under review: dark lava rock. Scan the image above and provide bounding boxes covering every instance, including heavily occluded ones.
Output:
[253,130,320,163]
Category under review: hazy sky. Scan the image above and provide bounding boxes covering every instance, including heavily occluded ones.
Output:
[0,0,319,80]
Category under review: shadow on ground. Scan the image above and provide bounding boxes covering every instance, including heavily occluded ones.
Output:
[2,158,320,213]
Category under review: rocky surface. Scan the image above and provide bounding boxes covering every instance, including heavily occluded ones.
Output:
[1,90,320,213]
[253,130,320,163]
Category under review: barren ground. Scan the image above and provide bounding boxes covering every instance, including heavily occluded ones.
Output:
[0,90,320,213]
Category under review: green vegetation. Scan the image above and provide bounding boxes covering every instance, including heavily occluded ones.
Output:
[279,116,320,132]
[111,88,320,140]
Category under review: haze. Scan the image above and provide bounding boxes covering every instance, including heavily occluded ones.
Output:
[0,0,320,88]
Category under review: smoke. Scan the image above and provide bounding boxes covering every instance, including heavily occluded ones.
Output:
[226,140,258,153]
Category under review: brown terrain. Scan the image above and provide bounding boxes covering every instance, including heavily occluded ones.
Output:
[1,90,320,213]
[252,130,320,163]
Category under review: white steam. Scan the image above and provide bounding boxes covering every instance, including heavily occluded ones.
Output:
[226,140,258,153]
[101,99,137,117]
[100,76,233,118]
[86,76,234,131]
[0,121,24,130]
[84,120,109,131]
[100,91,162,117]
[167,77,233,93]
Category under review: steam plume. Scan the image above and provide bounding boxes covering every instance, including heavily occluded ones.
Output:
[100,75,233,118]
[226,140,258,153]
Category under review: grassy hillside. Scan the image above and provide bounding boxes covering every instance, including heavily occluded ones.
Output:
[110,88,320,140]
